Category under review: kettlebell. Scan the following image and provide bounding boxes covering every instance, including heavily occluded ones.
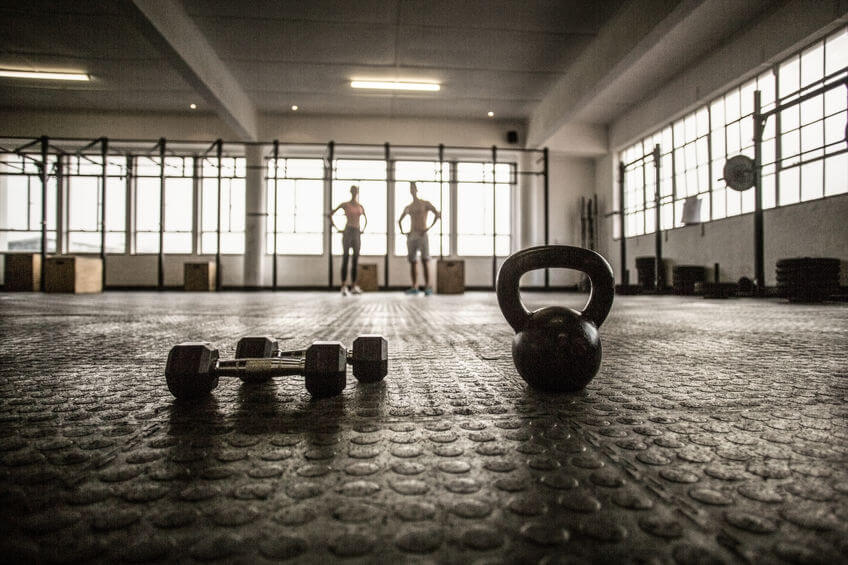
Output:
[496,245,615,392]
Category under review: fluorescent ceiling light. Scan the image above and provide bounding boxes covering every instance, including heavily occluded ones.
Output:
[350,80,439,92]
[0,69,90,81]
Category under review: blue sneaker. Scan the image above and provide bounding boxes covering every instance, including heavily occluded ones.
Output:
[404,287,419,295]
[424,287,434,296]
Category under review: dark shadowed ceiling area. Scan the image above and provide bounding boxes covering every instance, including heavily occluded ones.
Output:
[0,0,624,119]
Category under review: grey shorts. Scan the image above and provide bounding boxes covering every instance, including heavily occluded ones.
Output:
[406,232,430,263]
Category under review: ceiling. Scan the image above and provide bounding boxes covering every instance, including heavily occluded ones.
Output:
[0,0,783,149]
[0,0,624,120]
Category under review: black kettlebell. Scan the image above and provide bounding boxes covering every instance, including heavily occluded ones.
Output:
[496,246,615,392]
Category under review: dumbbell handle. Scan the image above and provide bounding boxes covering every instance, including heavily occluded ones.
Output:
[275,348,355,363]
[215,357,305,378]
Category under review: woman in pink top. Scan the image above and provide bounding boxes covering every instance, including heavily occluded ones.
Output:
[328,185,367,295]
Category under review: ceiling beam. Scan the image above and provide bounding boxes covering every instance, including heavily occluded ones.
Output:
[526,0,683,149]
[527,0,774,151]
[125,0,258,141]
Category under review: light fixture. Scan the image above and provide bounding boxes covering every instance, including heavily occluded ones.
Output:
[487,111,494,117]
[350,80,440,92]
[291,105,298,111]
[0,68,90,81]
[189,103,197,109]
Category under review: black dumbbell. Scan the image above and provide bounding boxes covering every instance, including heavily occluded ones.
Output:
[165,341,347,400]
[236,334,388,383]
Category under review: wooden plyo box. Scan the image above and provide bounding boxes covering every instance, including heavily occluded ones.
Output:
[437,259,465,294]
[357,263,378,291]
[185,262,216,291]
[45,256,102,293]
[4,253,41,291]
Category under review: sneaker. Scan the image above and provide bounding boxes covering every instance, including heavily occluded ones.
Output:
[341,285,350,296]
[351,285,362,295]
[404,287,419,295]
[424,287,434,296]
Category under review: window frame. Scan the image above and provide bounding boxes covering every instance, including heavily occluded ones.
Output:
[455,160,514,257]
[199,156,246,256]
[265,157,325,256]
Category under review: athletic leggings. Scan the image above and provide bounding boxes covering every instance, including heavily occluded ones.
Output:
[341,226,361,284]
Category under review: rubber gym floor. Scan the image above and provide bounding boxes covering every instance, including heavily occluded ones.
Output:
[0,290,846,564]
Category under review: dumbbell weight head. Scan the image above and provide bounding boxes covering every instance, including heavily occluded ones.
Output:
[351,335,388,383]
[165,342,219,400]
[304,342,347,397]
[235,336,278,359]
[235,336,278,383]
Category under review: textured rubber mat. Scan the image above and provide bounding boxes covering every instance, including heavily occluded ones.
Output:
[0,291,846,563]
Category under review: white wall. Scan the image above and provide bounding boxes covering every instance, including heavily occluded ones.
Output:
[0,110,240,141]
[0,110,524,148]
[546,154,596,286]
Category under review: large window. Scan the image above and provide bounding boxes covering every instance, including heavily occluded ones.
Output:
[621,133,673,236]
[65,155,126,253]
[710,71,776,218]
[135,156,196,254]
[619,25,847,238]
[331,159,386,256]
[201,157,245,254]
[673,109,709,225]
[0,155,56,252]
[134,157,160,253]
[163,158,193,254]
[457,162,512,256]
[266,158,324,255]
[1,146,521,263]
[394,161,450,257]
[778,33,848,202]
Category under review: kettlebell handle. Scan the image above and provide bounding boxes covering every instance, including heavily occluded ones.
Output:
[496,245,615,332]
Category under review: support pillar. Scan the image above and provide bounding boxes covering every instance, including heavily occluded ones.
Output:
[652,144,663,292]
[618,161,628,286]
[753,90,765,296]
[243,144,266,289]
[543,147,549,288]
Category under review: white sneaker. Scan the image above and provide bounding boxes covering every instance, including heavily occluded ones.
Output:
[341,285,350,296]
[351,285,362,295]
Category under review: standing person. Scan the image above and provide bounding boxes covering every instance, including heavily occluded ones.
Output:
[328,185,367,295]
[398,182,440,295]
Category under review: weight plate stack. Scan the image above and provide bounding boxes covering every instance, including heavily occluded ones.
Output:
[635,256,659,291]
[776,257,840,302]
[672,265,707,295]
[695,281,738,299]
[737,277,755,297]
[615,283,641,295]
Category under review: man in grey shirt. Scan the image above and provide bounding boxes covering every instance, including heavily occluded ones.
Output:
[398,182,440,295]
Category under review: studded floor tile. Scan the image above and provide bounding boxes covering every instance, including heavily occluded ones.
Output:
[0,291,846,564]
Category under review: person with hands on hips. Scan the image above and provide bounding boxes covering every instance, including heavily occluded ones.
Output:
[397,182,440,295]
[328,185,367,295]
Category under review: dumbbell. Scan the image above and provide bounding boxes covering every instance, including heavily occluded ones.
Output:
[165,341,347,400]
[236,335,388,383]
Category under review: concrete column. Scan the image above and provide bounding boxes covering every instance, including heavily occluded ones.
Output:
[519,157,543,286]
[243,145,266,288]
[519,163,539,250]
[0,174,8,252]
